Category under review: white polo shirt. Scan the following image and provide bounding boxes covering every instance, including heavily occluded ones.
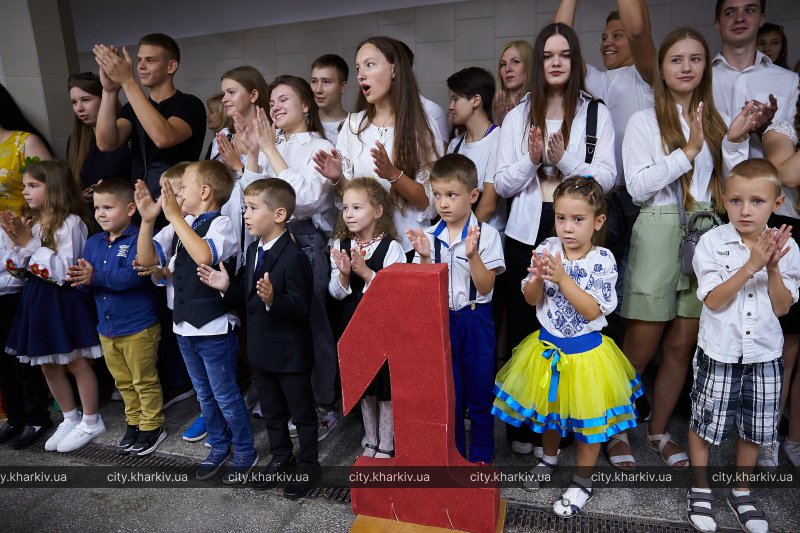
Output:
[694,223,800,364]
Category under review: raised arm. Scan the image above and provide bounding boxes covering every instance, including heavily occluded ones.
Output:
[618,0,657,85]
[94,45,132,151]
[763,124,800,188]
[554,0,578,26]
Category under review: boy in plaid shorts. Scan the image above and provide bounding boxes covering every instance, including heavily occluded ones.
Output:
[686,159,800,533]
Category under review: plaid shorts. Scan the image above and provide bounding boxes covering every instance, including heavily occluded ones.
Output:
[689,347,783,446]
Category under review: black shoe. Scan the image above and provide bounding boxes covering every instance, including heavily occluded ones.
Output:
[252,455,297,490]
[162,383,195,410]
[0,422,22,445]
[283,467,319,500]
[117,425,139,454]
[129,427,167,456]
[10,422,52,450]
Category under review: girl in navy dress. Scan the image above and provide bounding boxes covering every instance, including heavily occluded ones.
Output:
[328,178,405,458]
[1,160,104,453]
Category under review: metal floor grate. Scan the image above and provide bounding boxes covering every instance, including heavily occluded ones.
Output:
[22,442,739,532]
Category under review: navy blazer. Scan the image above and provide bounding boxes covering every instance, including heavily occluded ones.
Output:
[222,231,314,373]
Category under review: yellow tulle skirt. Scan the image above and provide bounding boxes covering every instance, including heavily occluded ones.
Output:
[492,329,642,444]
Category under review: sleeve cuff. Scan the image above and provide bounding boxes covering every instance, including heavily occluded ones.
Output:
[153,241,167,267]
[556,150,579,177]
[204,238,219,264]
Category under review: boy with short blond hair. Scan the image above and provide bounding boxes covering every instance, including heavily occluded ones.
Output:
[687,158,800,533]
[135,159,257,484]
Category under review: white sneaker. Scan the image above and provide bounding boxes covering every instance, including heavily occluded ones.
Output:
[56,415,107,452]
[45,417,81,451]
[511,440,533,454]
[783,440,800,466]
[251,402,263,419]
[288,420,298,438]
[111,389,123,401]
[317,407,339,441]
[756,440,780,468]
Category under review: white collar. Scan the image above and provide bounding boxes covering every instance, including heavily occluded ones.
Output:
[259,230,286,251]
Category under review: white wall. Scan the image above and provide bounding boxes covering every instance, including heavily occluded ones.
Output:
[73,0,800,141]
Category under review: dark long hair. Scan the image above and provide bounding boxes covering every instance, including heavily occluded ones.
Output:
[268,75,325,138]
[66,72,103,188]
[757,22,788,69]
[0,83,54,156]
[352,36,439,212]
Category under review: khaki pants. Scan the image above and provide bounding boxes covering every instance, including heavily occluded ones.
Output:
[100,324,164,430]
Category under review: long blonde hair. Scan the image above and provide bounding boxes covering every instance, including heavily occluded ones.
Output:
[497,40,533,109]
[653,28,728,213]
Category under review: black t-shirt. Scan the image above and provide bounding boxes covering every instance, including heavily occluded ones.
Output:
[71,135,132,188]
[120,90,206,196]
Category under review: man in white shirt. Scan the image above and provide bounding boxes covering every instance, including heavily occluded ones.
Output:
[310,55,349,147]
[712,0,800,157]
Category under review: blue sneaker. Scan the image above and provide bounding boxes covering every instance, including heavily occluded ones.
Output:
[196,448,231,480]
[182,415,207,442]
[222,451,260,485]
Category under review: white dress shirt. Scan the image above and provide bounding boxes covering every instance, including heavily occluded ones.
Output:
[241,131,337,234]
[421,95,450,145]
[328,237,406,299]
[522,237,618,338]
[712,51,800,157]
[321,120,343,148]
[447,126,506,234]
[337,111,443,252]
[412,213,506,310]
[152,213,240,336]
[585,64,655,185]
[623,106,749,206]
[694,223,800,364]
[493,92,617,246]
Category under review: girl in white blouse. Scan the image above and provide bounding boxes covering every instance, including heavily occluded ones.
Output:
[493,23,617,454]
[313,36,442,256]
[1,161,104,452]
[619,28,756,471]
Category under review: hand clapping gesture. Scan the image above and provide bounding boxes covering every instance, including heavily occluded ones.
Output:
[371,140,402,182]
[683,102,705,162]
[546,130,565,165]
[727,101,761,143]
[197,262,231,293]
[256,272,274,306]
[465,225,481,259]
[526,250,547,282]
[767,224,794,269]
[231,111,260,158]
[540,249,566,284]
[406,228,431,262]
[349,247,374,282]
[331,248,351,278]
[217,132,244,172]
[747,228,778,273]
[159,177,182,223]
[0,211,33,247]
[67,258,94,287]
[133,180,162,223]
[528,126,544,165]
[312,149,344,183]
[253,106,277,154]
[93,44,135,88]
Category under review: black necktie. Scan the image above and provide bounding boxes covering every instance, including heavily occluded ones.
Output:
[254,247,267,282]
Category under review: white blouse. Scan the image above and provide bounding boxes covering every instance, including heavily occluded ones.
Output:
[522,237,618,338]
[2,214,87,286]
[447,126,506,234]
[336,111,443,252]
[494,92,617,246]
[623,106,749,207]
[328,237,406,299]
[241,131,337,234]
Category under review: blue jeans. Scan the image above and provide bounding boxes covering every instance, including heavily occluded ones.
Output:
[176,330,255,458]
[449,303,495,463]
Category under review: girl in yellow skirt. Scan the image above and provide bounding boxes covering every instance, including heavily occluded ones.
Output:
[493,176,642,517]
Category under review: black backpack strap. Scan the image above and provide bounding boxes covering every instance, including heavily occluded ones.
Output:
[585,99,603,164]
[452,134,466,154]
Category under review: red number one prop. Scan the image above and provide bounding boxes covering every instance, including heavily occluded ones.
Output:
[339,264,501,532]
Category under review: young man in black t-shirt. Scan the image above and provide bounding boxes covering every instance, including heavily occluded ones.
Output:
[94,33,206,409]
[94,33,206,198]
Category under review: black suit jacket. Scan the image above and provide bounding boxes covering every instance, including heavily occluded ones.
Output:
[222,231,314,373]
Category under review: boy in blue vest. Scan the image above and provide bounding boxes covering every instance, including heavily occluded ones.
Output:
[407,153,506,464]
[134,159,257,483]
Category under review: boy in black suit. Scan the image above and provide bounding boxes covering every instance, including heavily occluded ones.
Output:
[197,178,319,499]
